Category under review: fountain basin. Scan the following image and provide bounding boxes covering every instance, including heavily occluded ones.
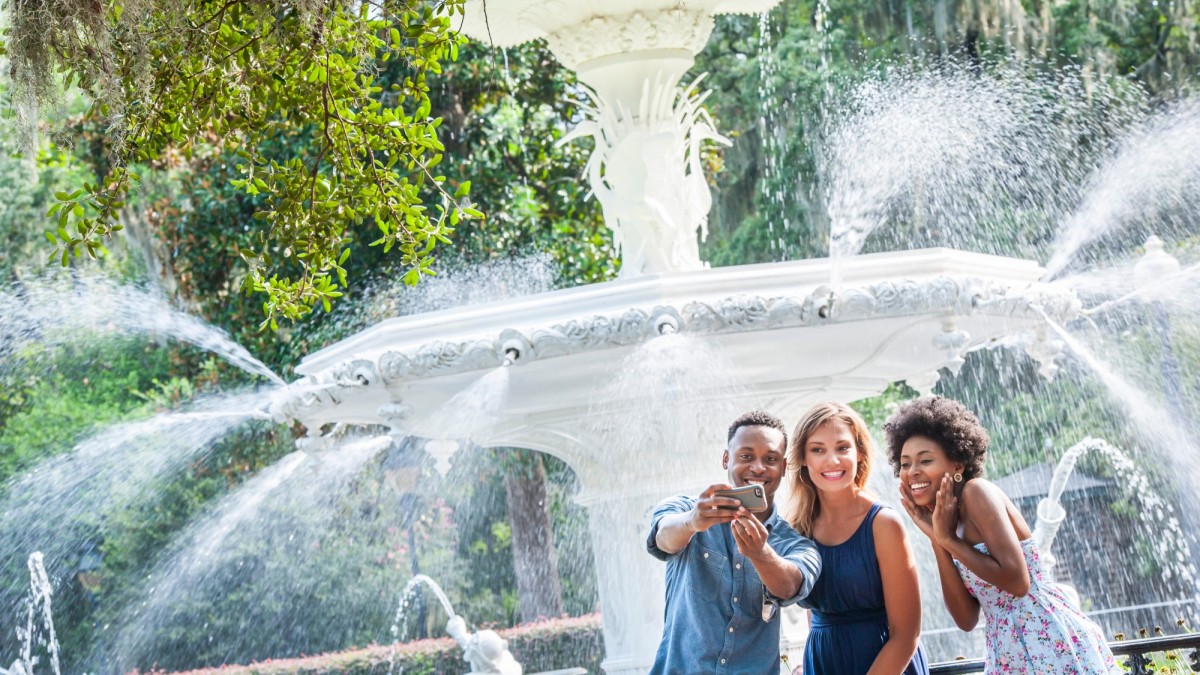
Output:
[277,248,1077,448]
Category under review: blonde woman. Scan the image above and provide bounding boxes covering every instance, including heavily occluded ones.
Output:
[787,402,928,675]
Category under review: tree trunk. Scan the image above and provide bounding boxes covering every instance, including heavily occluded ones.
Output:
[503,451,564,623]
[935,0,949,54]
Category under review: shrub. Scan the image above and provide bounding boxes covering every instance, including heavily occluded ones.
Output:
[153,613,604,675]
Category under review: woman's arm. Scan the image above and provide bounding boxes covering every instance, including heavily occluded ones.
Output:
[866,509,921,675]
[932,541,980,631]
[900,480,980,629]
[934,477,1031,597]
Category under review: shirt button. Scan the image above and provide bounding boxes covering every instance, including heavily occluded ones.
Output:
[720,659,726,665]
[703,552,709,558]
[735,563,742,569]
[728,626,735,632]
[733,597,739,603]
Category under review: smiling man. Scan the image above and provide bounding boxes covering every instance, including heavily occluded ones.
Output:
[646,410,822,675]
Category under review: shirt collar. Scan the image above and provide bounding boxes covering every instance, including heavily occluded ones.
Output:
[761,504,782,531]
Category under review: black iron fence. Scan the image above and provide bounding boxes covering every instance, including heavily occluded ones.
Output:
[929,633,1200,674]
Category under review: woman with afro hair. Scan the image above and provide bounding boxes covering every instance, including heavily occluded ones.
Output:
[885,396,1119,674]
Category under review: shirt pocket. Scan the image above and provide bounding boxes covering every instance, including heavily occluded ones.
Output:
[686,542,727,602]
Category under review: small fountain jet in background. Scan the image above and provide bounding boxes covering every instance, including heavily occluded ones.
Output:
[446,615,523,675]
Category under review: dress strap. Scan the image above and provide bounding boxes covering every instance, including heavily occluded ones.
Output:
[866,502,884,526]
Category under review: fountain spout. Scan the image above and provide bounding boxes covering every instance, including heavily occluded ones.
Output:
[446,615,523,675]
[503,347,521,367]
[401,574,523,675]
[1032,438,1099,578]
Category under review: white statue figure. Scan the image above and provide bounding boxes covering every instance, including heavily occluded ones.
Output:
[561,75,730,278]
[446,615,523,675]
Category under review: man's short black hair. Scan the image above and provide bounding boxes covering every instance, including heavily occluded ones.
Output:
[727,410,788,448]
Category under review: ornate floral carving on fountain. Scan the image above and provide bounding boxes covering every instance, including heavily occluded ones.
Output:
[836,277,982,319]
[544,8,714,69]
[379,339,496,384]
[330,359,379,386]
[271,275,1079,428]
[683,295,770,332]
[561,76,729,277]
[527,307,652,359]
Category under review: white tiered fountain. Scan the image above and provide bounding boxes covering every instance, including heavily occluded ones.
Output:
[268,3,1082,673]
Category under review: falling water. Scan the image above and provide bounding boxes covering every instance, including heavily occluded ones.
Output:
[417,366,512,461]
[587,332,760,475]
[1044,99,1200,280]
[757,10,789,254]
[1039,318,1200,593]
[5,553,61,675]
[327,256,559,334]
[1080,439,1195,586]
[0,273,284,385]
[1070,259,1200,318]
[0,391,272,638]
[822,66,1140,286]
[1041,317,1198,475]
[395,574,458,628]
[386,575,460,675]
[103,435,392,673]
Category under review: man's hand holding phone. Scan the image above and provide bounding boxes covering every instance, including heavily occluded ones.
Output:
[689,484,747,532]
[713,484,768,512]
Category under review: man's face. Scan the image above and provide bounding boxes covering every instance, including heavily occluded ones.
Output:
[722,425,788,507]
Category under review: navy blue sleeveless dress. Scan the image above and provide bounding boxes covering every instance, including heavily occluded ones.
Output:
[802,503,929,675]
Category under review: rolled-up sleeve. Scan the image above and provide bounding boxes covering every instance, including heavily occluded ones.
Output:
[778,536,821,605]
[646,495,694,561]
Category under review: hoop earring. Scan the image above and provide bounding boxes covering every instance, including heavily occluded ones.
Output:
[953,472,963,483]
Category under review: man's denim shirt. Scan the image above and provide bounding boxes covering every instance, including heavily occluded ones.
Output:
[646,495,821,675]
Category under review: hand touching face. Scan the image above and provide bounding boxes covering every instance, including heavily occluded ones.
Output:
[897,435,962,508]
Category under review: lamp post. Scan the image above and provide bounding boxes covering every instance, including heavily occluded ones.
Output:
[382,439,430,639]
[75,540,103,609]
[1132,235,1187,422]
[1132,235,1200,580]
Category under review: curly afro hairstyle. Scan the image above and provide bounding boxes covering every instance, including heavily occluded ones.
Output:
[883,396,988,480]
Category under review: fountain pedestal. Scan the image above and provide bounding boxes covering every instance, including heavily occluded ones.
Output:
[457,1,783,278]
[582,495,675,675]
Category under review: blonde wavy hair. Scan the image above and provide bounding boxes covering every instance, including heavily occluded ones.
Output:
[786,401,875,537]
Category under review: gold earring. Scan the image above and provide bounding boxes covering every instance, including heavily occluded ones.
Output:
[953,472,963,483]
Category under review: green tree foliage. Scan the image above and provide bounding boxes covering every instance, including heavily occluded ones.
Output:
[0,1,1197,670]
[129,39,611,375]
[696,0,1200,267]
[0,339,177,482]
[424,41,614,286]
[5,0,478,326]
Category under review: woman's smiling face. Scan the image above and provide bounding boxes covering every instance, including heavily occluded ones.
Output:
[802,419,860,494]
[898,435,962,507]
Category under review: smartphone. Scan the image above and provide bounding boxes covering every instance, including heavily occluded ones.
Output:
[713,484,767,512]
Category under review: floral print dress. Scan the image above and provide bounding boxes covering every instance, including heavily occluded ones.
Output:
[953,539,1121,674]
